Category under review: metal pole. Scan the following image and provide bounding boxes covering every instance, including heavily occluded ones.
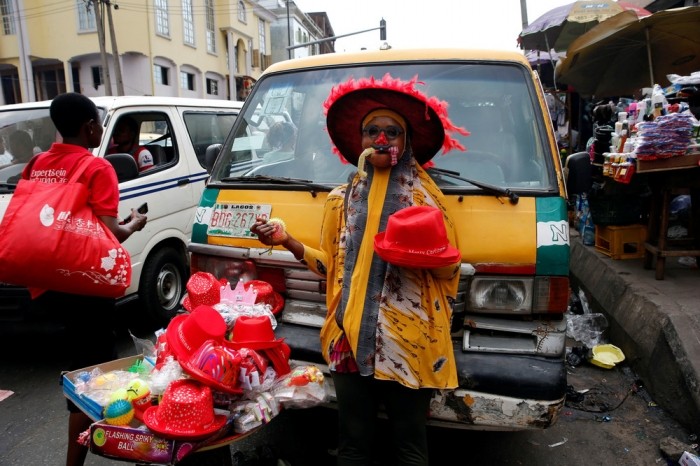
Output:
[286,0,292,59]
[14,0,35,102]
[520,0,528,29]
[92,0,113,96]
[645,27,654,88]
[105,0,124,95]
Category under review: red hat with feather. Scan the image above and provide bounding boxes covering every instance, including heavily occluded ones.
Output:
[323,73,469,166]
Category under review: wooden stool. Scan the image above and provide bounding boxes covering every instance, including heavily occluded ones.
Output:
[643,186,700,279]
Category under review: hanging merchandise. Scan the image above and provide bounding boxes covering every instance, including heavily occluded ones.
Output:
[576,193,596,246]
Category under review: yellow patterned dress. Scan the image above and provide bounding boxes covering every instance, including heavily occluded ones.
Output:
[302,154,460,390]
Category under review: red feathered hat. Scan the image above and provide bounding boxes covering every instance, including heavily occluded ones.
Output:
[323,73,469,166]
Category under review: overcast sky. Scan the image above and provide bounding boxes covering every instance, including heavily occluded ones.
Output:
[293,0,582,53]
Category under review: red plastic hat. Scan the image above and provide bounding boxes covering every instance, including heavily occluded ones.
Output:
[180,340,244,395]
[373,205,461,269]
[143,379,227,440]
[260,343,291,376]
[182,272,223,312]
[244,280,284,315]
[166,305,227,362]
[226,315,285,350]
[324,73,469,166]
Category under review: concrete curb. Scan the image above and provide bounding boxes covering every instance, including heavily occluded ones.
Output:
[569,231,700,432]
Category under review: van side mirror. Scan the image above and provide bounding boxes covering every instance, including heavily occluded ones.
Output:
[204,144,222,173]
[105,153,139,182]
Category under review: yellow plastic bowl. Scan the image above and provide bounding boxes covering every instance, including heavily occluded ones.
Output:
[591,344,625,369]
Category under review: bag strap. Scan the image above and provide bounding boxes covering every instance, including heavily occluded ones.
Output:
[68,155,96,184]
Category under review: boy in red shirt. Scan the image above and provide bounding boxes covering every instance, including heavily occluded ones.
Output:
[22,92,148,466]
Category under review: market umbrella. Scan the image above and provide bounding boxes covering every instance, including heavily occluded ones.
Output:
[518,0,651,52]
[525,49,566,89]
[555,7,700,98]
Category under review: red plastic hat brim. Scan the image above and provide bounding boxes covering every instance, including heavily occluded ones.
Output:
[164,313,190,361]
[182,295,192,312]
[180,363,244,395]
[225,337,286,351]
[260,344,291,376]
[142,406,227,441]
[269,292,284,315]
[373,232,461,269]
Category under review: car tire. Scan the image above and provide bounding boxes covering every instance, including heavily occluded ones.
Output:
[139,246,188,328]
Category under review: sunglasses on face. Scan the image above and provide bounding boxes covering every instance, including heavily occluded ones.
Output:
[361,125,404,140]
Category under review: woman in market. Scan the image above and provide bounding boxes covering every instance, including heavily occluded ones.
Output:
[250,74,469,465]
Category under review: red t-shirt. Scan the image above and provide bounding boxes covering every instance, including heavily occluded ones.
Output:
[21,143,120,218]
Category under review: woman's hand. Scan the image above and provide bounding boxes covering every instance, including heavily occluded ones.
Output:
[250,218,279,246]
[250,216,305,260]
[251,217,288,245]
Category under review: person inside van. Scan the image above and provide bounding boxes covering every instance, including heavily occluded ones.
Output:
[8,130,35,164]
[251,74,469,465]
[20,93,148,466]
[108,116,155,172]
[1,130,37,184]
[262,121,296,164]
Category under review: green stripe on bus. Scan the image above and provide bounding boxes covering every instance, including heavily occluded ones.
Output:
[191,188,220,244]
[536,197,570,276]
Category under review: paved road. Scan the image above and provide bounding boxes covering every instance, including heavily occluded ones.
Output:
[1,320,696,465]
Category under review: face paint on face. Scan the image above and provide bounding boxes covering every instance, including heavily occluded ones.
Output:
[360,116,406,170]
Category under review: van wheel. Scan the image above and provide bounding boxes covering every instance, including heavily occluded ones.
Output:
[140,247,187,327]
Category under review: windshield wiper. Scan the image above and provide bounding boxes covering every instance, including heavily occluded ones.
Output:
[219,175,330,197]
[427,167,519,205]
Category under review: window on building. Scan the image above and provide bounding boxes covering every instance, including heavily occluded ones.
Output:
[76,0,96,32]
[182,0,194,45]
[155,0,169,36]
[206,78,218,96]
[258,19,266,56]
[154,65,170,86]
[91,66,104,90]
[205,0,216,53]
[237,0,246,23]
[1,0,15,35]
[180,71,195,91]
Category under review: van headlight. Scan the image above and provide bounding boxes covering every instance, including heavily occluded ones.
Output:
[469,277,533,313]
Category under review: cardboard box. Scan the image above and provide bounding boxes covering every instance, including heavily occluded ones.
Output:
[89,421,179,464]
[63,355,259,464]
[62,355,146,422]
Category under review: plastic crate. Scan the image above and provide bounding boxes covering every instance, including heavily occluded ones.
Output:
[595,225,647,260]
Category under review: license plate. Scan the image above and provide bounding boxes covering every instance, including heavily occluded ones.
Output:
[206,203,272,239]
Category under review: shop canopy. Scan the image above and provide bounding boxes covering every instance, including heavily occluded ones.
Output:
[555,7,700,98]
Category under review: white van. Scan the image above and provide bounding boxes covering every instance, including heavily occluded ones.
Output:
[0,96,242,328]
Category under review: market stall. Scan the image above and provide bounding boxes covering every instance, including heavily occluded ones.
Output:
[569,80,700,280]
[63,273,328,465]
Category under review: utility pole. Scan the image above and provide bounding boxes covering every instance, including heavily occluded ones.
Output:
[90,0,113,95]
[520,0,528,29]
[286,0,292,59]
[104,0,124,95]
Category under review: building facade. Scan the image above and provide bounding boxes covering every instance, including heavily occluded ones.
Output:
[0,0,288,104]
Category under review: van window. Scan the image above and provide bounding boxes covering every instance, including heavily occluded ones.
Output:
[182,111,238,166]
[0,107,105,184]
[107,112,175,173]
[211,62,554,191]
